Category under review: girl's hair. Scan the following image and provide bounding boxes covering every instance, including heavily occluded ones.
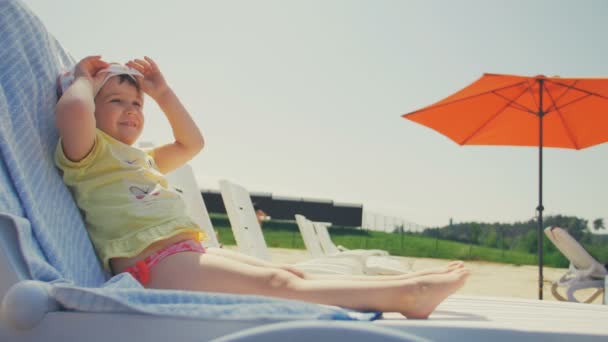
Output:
[117,74,142,93]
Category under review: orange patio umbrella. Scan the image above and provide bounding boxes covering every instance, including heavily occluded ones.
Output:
[403,73,608,300]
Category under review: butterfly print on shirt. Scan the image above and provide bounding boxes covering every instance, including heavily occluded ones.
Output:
[129,185,160,200]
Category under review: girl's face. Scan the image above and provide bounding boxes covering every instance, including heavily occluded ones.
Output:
[94,77,144,145]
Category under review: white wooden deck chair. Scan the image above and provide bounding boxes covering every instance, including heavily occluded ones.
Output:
[165,165,220,248]
[313,220,412,275]
[219,180,365,275]
[544,226,607,304]
[137,140,221,248]
[295,215,410,275]
[313,220,389,257]
[294,214,329,259]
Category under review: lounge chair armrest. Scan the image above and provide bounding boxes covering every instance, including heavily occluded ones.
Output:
[565,279,604,303]
[566,262,604,280]
[0,280,60,331]
[212,320,428,342]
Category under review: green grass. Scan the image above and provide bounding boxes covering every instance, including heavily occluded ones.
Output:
[210,214,571,268]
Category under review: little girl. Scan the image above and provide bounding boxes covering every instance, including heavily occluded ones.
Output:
[55,55,469,319]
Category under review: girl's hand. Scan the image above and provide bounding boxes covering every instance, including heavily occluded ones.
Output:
[126,56,169,99]
[73,55,110,94]
[280,264,307,279]
[74,55,109,79]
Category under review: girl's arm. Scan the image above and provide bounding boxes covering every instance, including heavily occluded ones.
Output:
[149,87,205,173]
[56,55,108,161]
[128,57,204,174]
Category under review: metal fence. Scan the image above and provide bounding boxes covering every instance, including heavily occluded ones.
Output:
[361,211,426,233]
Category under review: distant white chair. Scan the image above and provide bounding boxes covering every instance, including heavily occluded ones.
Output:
[140,140,219,248]
[313,221,388,257]
[295,215,411,275]
[219,180,366,275]
[544,226,607,304]
[165,165,220,248]
[294,215,329,260]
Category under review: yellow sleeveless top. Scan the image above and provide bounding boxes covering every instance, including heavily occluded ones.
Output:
[55,129,203,271]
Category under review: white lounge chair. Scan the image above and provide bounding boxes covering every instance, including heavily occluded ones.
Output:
[313,220,389,257]
[295,215,411,275]
[219,180,365,275]
[166,164,220,248]
[294,215,331,260]
[544,226,607,304]
[138,141,219,248]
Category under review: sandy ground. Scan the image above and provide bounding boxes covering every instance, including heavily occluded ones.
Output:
[264,247,605,305]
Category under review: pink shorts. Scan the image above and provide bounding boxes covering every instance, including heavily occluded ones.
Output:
[124,239,206,285]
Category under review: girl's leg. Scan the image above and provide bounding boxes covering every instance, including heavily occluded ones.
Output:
[301,260,465,281]
[146,252,469,318]
[205,247,306,278]
[207,247,463,281]
[206,247,284,267]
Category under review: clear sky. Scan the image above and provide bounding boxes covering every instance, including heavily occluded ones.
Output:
[24,0,608,230]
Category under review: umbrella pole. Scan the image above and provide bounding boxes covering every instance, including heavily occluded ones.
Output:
[537,79,545,300]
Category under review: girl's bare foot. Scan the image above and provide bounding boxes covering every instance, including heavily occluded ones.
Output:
[400,260,465,279]
[447,260,465,270]
[427,260,464,273]
[400,268,470,319]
